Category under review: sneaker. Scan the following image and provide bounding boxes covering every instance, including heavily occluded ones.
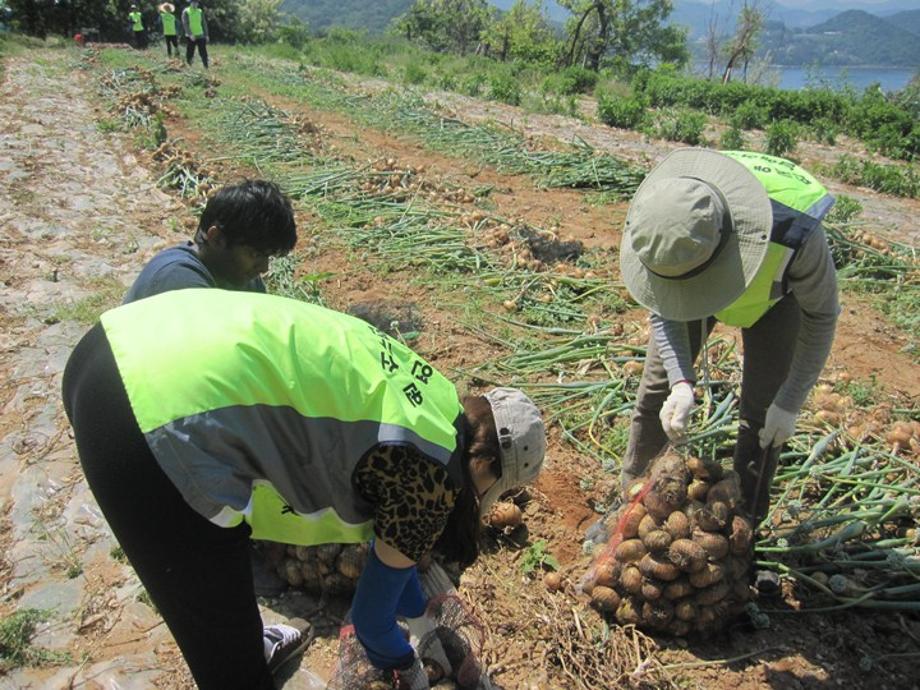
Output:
[264,619,314,674]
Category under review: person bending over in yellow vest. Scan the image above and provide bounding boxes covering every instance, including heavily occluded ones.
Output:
[62,289,546,690]
[128,4,146,49]
[159,2,178,57]
[613,149,838,586]
[182,0,208,68]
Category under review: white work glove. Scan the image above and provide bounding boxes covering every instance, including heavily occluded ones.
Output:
[395,655,431,690]
[759,403,798,448]
[659,381,695,442]
[406,614,452,680]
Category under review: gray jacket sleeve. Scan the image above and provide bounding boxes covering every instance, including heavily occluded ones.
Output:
[650,314,696,388]
[650,225,839,401]
[773,225,839,412]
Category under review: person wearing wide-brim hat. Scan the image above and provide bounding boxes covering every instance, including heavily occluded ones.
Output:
[618,148,838,526]
[158,2,179,57]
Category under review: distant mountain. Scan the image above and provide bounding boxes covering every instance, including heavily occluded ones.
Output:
[884,9,920,37]
[774,0,919,16]
[769,9,920,66]
[670,0,920,36]
[280,0,412,32]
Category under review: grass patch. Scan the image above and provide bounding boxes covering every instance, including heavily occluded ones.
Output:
[49,277,125,325]
[0,608,71,672]
[828,155,920,199]
[841,375,881,407]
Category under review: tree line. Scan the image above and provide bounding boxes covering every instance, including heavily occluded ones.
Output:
[394,0,690,72]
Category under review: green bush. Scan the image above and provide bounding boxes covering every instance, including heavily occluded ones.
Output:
[597,94,647,129]
[402,61,428,85]
[894,73,920,121]
[277,19,310,51]
[459,72,487,97]
[489,71,522,106]
[765,120,798,158]
[811,117,837,146]
[732,101,769,130]
[719,124,746,150]
[557,65,598,95]
[435,71,458,91]
[653,108,706,145]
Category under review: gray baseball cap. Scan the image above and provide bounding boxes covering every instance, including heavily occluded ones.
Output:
[620,148,773,321]
[480,387,546,516]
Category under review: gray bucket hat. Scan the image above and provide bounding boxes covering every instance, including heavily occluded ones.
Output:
[480,387,546,516]
[620,148,773,321]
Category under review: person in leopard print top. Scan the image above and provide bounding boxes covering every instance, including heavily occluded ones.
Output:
[62,291,546,690]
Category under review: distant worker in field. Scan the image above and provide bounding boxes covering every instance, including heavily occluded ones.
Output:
[618,149,838,528]
[159,2,178,58]
[182,0,209,69]
[128,4,146,49]
[124,179,297,303]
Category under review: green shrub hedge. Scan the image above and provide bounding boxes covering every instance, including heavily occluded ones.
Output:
[830,155,920,198]
[633,70,918,161]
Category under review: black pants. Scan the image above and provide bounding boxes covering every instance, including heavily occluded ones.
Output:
[186,37,208,68]
[62,324,274,690]
[165,34,178,56]
[132,30,147,50]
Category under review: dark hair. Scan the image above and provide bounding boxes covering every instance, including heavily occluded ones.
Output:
[198,180,296,256]
[434,395,502,568]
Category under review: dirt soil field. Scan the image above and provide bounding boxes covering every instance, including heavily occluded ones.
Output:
[1,47,918,690]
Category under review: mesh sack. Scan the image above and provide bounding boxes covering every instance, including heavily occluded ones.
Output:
[327,624,396,690]
[415,594,487,689]
[579,449,754,637]
[329,595,493,690]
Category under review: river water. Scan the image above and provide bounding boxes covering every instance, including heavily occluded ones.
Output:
[693,63,916,92]
[775,65,917,93]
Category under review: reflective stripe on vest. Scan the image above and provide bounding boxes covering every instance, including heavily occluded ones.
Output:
[212,482,376,545]
[714,151,834,328]
[101,289,464,544]
[129,11,143,31]
[185,7,203,37]
[161,11,176,35]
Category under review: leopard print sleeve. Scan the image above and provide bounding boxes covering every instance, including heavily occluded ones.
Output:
[353,444,459,562]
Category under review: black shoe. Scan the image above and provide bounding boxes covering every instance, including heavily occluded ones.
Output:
[265,619,314,674]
